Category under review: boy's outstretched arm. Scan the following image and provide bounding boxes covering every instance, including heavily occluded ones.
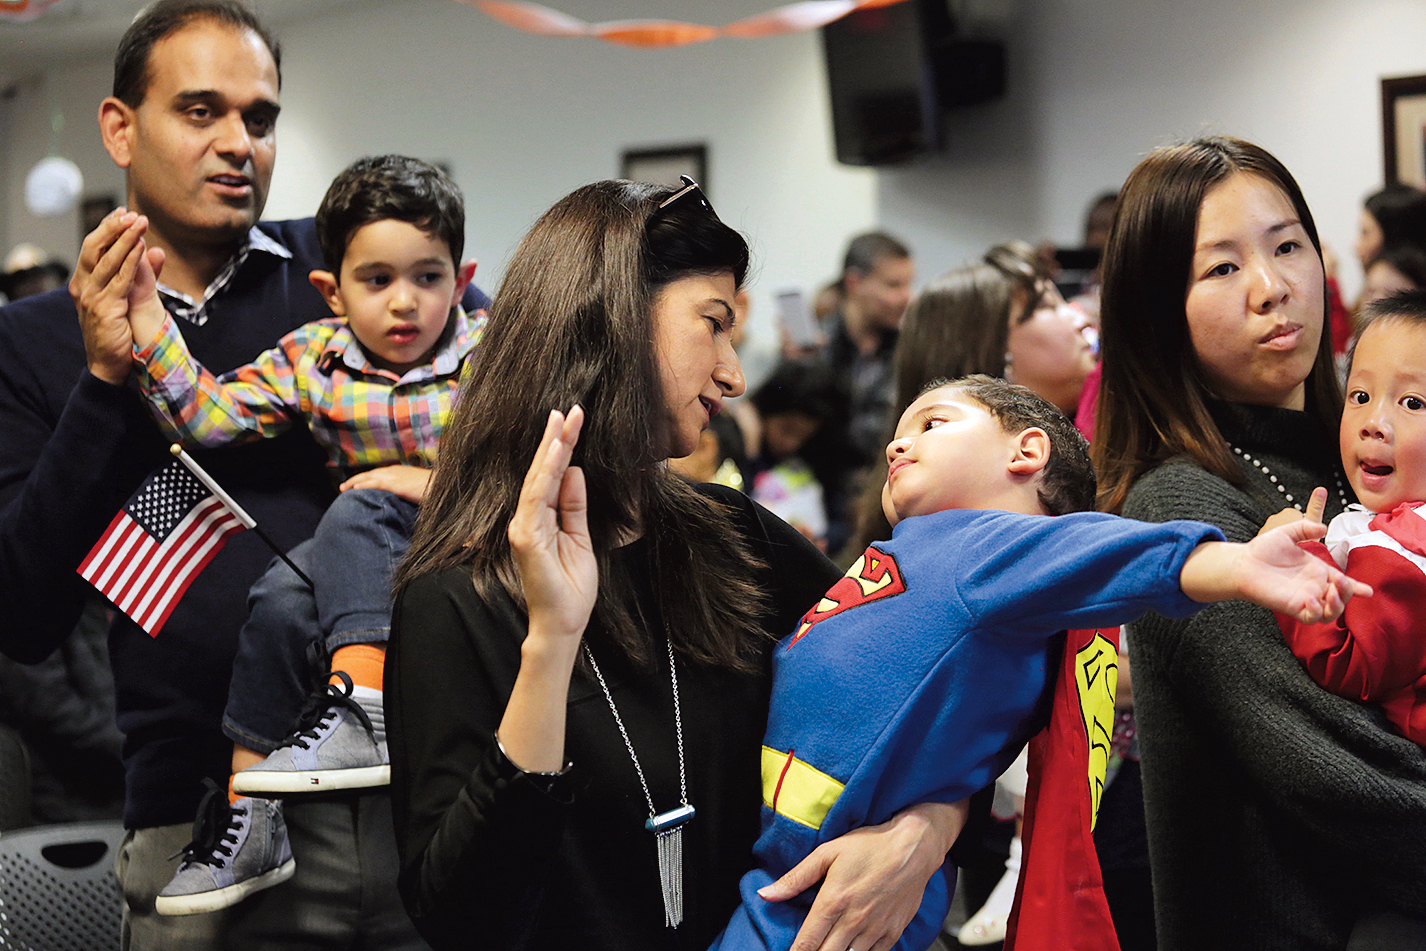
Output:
[1180,518,1373,623]
[126,262,305,449]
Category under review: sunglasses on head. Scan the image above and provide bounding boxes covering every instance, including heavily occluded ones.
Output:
[655,175,719,221]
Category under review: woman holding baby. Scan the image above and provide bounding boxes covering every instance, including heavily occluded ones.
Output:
[1095,136,1426,948]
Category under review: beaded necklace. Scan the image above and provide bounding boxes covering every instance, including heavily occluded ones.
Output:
[1229,444,1350,512]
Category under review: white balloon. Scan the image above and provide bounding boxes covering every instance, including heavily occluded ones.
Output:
[25,156,84,217]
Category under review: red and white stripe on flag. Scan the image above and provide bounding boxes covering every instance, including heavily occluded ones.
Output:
[78,461,247,637]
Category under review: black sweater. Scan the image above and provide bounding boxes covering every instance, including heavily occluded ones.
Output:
[1123,401,1426,950]
[387,485,841,951]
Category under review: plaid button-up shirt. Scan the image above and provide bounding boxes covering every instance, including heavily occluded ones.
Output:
[135,307,486,484]
[157,227,292,327]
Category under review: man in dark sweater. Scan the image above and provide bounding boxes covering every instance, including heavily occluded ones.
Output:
[819,232,914,468]
[811,232,914,549]
[0,2,464,946]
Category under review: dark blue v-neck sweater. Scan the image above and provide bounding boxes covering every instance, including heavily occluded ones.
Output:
[0,218,336,828]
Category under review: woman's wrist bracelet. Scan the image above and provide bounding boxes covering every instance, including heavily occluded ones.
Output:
[492,730,573,780]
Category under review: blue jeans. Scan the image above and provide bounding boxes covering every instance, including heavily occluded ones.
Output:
[224,488,416,754]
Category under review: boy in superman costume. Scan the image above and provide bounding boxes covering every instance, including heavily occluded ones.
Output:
[713,375,1370,951]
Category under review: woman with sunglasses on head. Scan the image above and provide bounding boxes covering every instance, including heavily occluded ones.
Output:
[385,179,962,951]
[1095,136,1426,949]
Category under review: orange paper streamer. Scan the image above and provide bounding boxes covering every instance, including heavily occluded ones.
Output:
[0,0,62,23]
[465,0,911,47]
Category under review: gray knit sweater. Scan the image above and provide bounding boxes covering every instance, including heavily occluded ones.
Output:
[1123,400,1426,950]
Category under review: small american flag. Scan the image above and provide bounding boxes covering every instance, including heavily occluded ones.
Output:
[78,460,247,637]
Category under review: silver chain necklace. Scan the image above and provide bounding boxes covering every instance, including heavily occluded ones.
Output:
[1230,444,1350,512]
[583,637,693,928]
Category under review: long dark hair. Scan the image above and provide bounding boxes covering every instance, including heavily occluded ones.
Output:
[893,242,1044,415]
[396,180,768,670]
[1093,136,1342,514]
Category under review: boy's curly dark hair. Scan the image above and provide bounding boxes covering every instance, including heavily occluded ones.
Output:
[316,155,465,274]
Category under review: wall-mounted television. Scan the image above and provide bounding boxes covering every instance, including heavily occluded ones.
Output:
[822,0,1005,167]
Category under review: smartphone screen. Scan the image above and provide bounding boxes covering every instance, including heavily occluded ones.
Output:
[776,289,822,350]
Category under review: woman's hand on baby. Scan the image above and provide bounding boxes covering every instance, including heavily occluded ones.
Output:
[339,465,431,502]
[1257,486,1328,536]
[759,799,968,951]
[1236,518,1372,624]
[507,406,596,641]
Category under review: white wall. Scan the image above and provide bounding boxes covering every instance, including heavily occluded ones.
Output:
[264,0,878,382]
[4,0,1426,323]
[2,62,124,272]
[879,0,1426,296]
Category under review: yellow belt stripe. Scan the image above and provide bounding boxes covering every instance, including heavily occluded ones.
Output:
[761,745,845,830]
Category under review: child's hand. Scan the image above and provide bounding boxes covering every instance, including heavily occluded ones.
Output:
[1257,486,1328,537]
[339,465,431,503]
[1236,519,1373,624]
[126,238,168,351]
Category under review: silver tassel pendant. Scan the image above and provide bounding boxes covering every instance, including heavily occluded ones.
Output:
[655,826,683,927]
[647,804,695,927]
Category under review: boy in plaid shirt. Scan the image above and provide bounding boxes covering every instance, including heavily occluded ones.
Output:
[121,155,483,914]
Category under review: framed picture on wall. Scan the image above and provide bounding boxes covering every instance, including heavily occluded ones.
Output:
[1382,73,1426,188]
[620,144,708,192]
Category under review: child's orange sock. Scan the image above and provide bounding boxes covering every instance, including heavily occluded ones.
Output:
[329,643,386,742]
[329,643,385,692]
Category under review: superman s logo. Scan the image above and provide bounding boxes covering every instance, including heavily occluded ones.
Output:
[1074,630,1119,829]
[787,546,906,649]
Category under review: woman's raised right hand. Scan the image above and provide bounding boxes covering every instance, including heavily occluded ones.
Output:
[507,406,597,642]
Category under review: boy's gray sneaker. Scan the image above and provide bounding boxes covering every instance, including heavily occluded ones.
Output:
[231,672,389,796]
[155,785,295,916]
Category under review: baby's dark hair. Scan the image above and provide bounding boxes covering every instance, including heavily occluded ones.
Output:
[922,374,1096,515]
[1348,289,1426,376]
[315,155,465,275]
